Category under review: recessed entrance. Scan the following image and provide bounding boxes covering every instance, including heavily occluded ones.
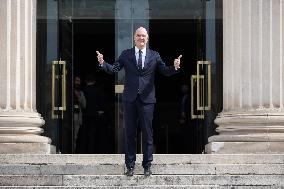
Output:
[36,0,222,154]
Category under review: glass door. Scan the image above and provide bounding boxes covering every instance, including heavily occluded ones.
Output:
[189,0,223,153]
[37,0,74,153]
[148,0,223,154]
[58,0,74,153]
[37,0,118,154]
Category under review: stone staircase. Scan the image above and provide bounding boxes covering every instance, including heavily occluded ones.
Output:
[0,154,283,188]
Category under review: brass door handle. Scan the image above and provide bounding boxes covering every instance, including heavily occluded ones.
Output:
[52,61,56,119]
[51,60,67,119]
[191,60,211,119]
[61,61,67,111]
[191,75,204,119]
[197,61,211,111]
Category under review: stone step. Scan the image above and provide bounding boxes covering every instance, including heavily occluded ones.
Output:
[0,175,284,186]
[0,154,283,164]
[0,154,283,187]
[0,186,221,189]
[0,164,284,175]
[0,186,283,189]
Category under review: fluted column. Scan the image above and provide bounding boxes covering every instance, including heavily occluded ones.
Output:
[0,0,52,153]
[206,0,284,153]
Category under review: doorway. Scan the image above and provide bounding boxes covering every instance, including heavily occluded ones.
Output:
[73,19,115,153]
[150,19,199,153]
[36,0,222,154]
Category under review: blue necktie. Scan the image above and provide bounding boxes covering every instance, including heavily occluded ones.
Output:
[138,50,142,70]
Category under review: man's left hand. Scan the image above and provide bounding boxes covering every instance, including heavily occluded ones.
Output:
[174,55,182,70]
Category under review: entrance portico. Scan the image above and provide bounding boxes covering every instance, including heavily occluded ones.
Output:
[0,0,284,154]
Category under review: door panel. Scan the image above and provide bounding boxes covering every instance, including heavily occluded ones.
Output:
[37,0,73,153]
[58,1,74,153]
[37,0,60,151]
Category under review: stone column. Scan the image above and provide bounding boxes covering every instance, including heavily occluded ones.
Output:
[0,0,53,153]
[206,0,284,153]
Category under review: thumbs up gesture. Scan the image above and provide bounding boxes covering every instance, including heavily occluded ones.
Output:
[174,55,182,70]
[96,51,104,65]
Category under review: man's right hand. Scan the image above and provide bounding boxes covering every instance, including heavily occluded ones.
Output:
[96,51,104,65]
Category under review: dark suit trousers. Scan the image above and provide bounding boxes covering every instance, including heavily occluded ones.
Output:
[123,96,154,169]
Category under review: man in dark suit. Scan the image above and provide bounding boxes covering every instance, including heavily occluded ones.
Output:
[96,27,182,176]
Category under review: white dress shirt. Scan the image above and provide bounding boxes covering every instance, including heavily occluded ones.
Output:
[135,46,146,69]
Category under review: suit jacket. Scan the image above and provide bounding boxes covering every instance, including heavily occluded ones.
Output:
[101,47,179,103]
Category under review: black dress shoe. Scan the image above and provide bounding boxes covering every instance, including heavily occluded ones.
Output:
[125,167,134,176]
[144,167,152,176]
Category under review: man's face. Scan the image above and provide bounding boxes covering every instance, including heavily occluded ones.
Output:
[134,27,148,49]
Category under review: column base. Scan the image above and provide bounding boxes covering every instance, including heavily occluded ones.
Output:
[207,111,284,154]
[0,143,56,154]
[0,111,53,154]
[206,142,284,154]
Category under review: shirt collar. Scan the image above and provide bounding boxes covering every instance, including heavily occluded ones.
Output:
[135,46,146,55]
